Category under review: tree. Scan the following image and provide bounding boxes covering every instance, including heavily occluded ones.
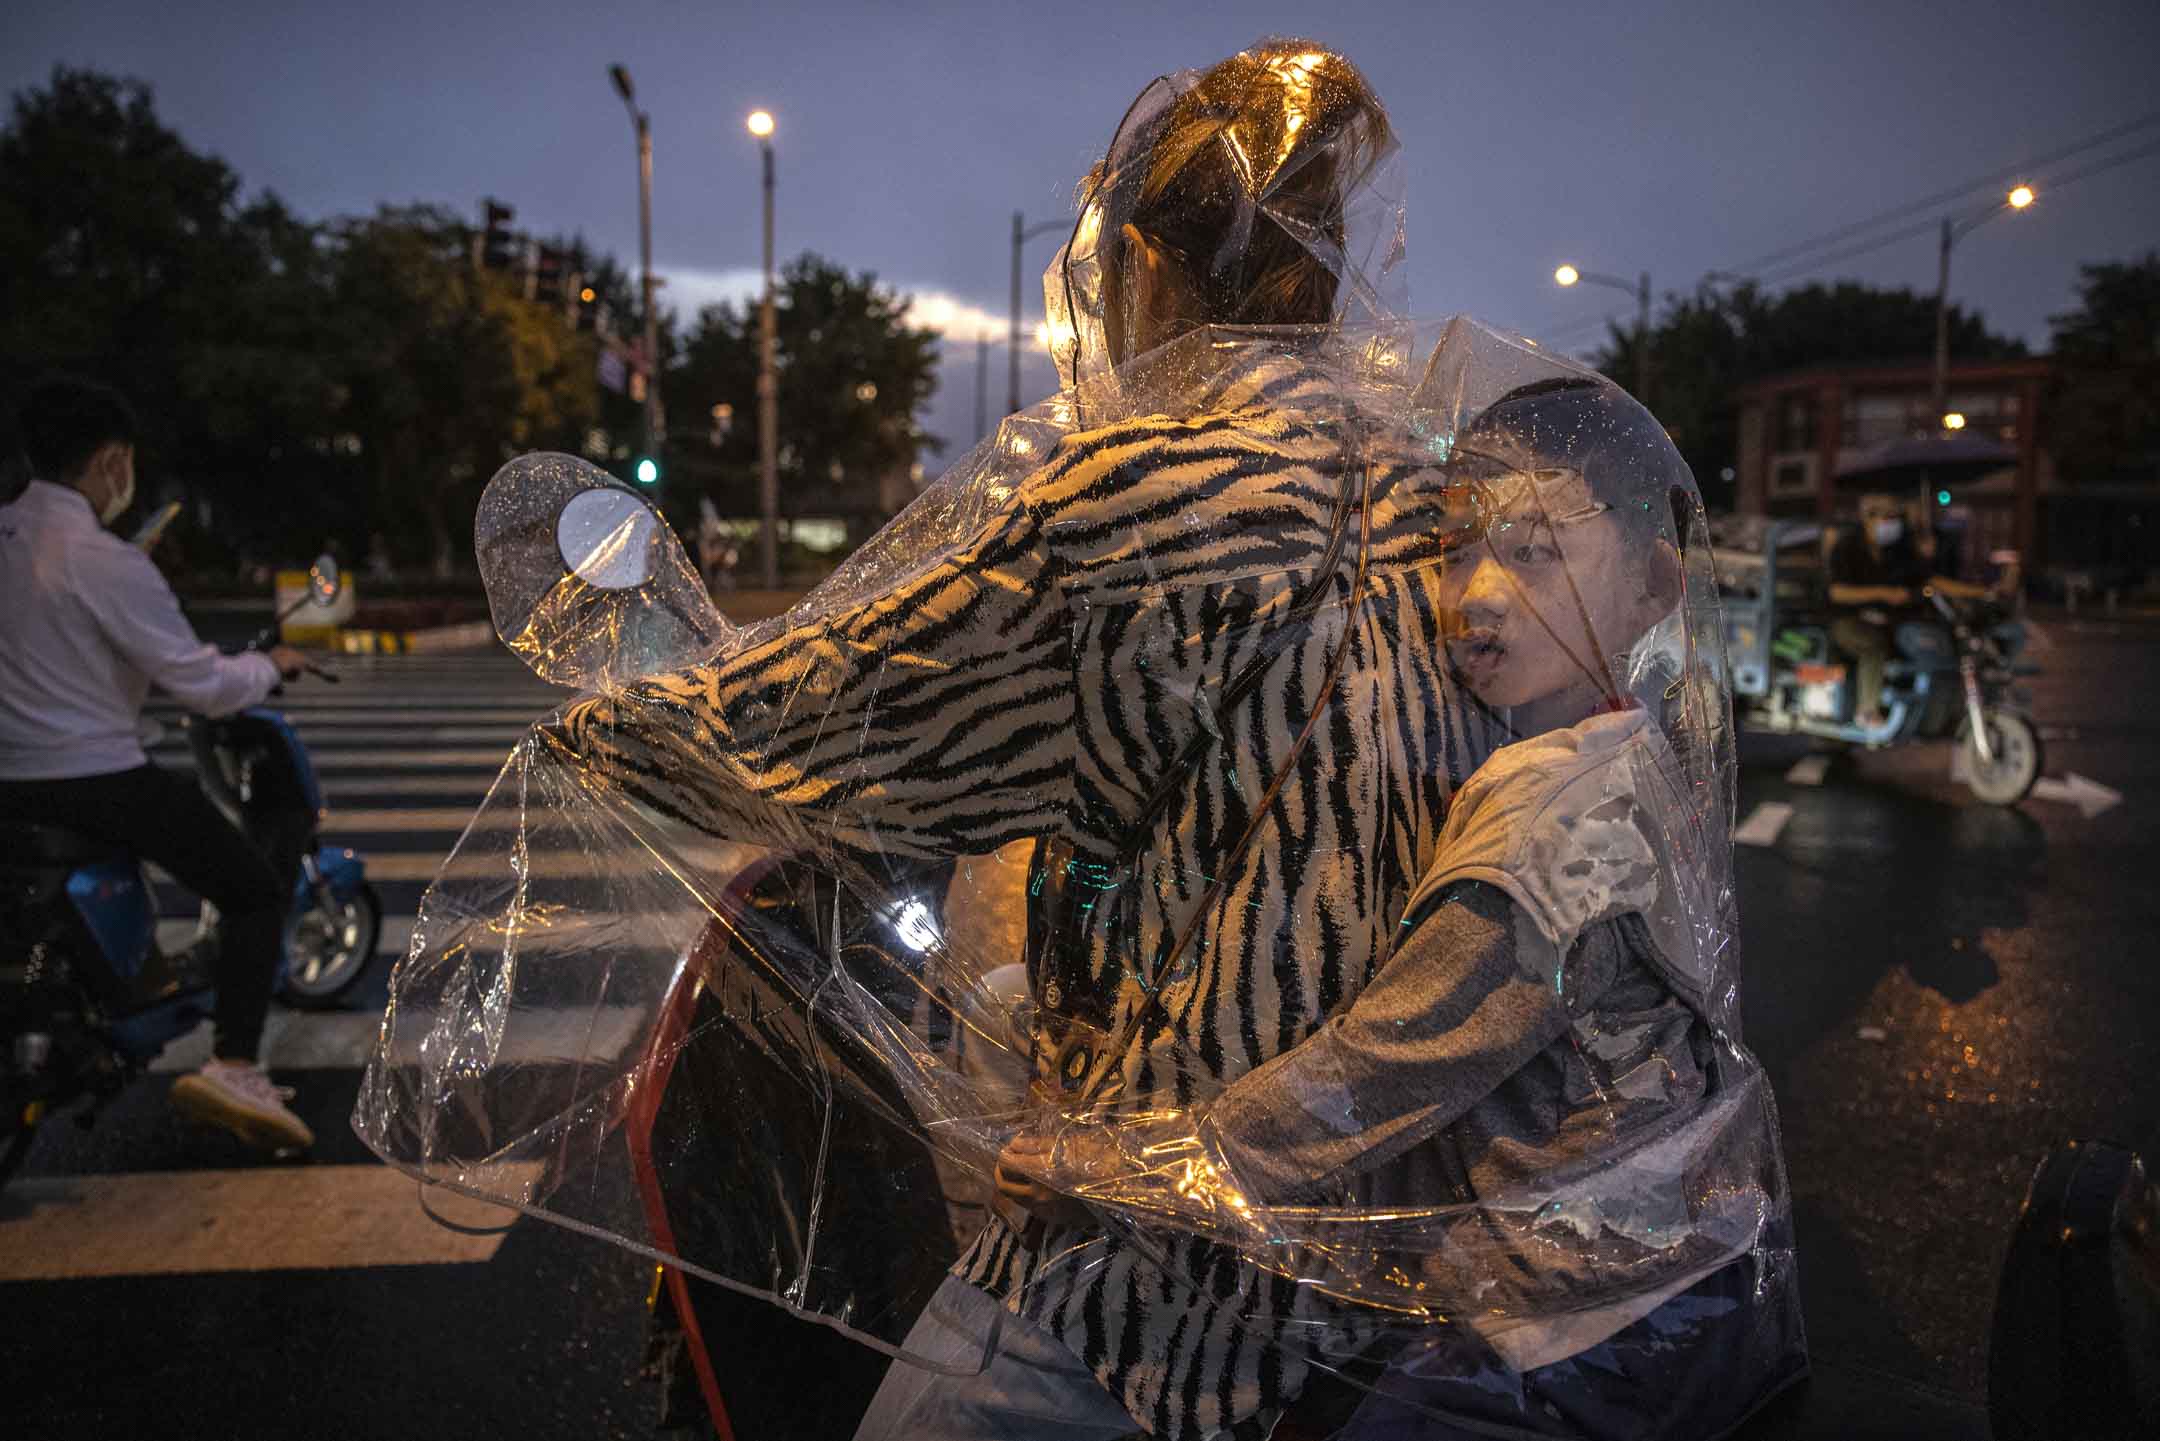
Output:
[1592,281,2026,508]
[665,254,940,546]
[2046,253,2160,485]
[327,207,597,577]
[0,67,339,553]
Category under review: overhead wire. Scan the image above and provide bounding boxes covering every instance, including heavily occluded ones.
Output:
[1721,107,2160,279]
[1532,110,2160,349]
[1745,133,2160,293]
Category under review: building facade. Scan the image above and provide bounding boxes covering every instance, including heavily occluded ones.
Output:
[1735,357,2053,572]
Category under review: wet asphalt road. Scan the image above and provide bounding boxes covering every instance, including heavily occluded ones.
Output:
[1737,609,2158,1405]
[5,615,2155,1439]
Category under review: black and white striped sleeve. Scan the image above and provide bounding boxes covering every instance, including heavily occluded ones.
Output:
[552,495,1076,861]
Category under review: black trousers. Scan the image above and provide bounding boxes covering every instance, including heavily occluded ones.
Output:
[2,763,283,1061]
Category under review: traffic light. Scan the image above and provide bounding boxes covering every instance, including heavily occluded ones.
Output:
[1937,489,1953,507]
[635,457,660,485]
[479,199,516,271]
[533,245,568,308]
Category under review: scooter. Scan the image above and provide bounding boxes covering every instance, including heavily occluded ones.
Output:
[0,555,382,1180]
[1718,519,2043,805]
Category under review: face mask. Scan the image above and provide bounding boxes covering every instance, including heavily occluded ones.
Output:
[96,452,135,525]
[1870,518,1903,547]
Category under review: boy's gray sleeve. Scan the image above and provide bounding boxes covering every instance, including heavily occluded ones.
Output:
[1198,880,1577,1204]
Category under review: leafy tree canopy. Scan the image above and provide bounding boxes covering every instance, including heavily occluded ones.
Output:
[2046,252,2160,484]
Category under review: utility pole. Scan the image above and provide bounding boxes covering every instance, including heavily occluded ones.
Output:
[610,66,661,477]
[1634,270,1651,403]
[974,332,989,442]
[750,111,779,589]
[1931,216,1953,436]
[1009,212,1067,413]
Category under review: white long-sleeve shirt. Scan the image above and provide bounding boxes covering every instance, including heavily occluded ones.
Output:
[0,480,280,780]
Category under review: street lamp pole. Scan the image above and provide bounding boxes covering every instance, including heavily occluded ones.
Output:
[1554,263,1653,403]
[1009,212,1068,415]
[750,111,779,589]
[610,66,660,470]
[1932,185,2035,433]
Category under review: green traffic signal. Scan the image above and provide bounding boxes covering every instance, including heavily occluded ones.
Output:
[1936,489,1952,506]
[636,457,659,485]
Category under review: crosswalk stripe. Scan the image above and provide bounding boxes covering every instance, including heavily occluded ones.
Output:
[155,914,418,965]
[0,1165,538,1279]
[322,776,497,799]
[155,725,529,748]
[321,807,499,831]
[147,995,650,1074]
[147,708,547,726]
[177,747,513,769]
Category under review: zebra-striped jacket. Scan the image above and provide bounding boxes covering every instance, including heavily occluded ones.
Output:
[560,351,1514,1438]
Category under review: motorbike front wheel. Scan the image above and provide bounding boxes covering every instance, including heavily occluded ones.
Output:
[283,883,382,1009]
[1961,708,2043,807]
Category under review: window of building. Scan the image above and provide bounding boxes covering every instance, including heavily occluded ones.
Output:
[1774,394,1816,452]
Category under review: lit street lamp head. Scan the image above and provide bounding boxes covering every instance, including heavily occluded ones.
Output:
[2007,184,2036,210]
[1943,412,1968,431]
[1554,264,1580,287]
[747,109,775,139]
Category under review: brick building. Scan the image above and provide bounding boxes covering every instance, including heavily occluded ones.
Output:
[1734,357,2052,572]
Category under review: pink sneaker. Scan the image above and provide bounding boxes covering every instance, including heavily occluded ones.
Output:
[170,1059,315,1152]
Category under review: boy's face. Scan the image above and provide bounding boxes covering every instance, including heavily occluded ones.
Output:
[1436,467,1645,712]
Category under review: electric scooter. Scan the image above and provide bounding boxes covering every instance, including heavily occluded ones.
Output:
[0,555,382,1180]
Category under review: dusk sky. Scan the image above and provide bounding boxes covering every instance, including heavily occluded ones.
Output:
[7,1,2157,456]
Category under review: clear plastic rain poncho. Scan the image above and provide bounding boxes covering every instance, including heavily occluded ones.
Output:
[357,39,1803,1440]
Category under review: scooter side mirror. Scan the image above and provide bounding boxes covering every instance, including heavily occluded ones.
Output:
[475,452,732,690]
[308,554,342,607]
[556,488,661,591]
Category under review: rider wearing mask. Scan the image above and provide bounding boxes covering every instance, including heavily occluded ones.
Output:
[1827,491,1989,727]
[0,375,316,1152]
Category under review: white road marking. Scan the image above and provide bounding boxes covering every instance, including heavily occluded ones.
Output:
[155,725,528,750]
[0,1165,535,1279]
[1733,801,1795,848]
[175,747,513,770]
[149,993,650,1074]
[1785,755,1831,786]
[323,776,498,798]
[146,709,542,728]
[182,708,544,726]
[152,914,417,981]
[2029,772,2124,819]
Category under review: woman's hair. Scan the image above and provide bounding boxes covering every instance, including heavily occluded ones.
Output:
[1107,41,1394,329]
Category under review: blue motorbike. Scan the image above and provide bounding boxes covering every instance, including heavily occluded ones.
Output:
[0,555,381,1177]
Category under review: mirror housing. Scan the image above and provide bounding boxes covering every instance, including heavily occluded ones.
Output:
[308,554,343,607]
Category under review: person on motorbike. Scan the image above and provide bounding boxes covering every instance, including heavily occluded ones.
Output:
[511,39,1799,1440]
[1828,490,1992,728]
[0,375,316,1152]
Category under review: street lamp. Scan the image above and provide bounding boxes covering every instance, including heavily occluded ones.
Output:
[1934,184,2037,432]
[608,65,661,480]
[749,110,779,589]
[1010,212,1069,414]
[1554,263,1652,400]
